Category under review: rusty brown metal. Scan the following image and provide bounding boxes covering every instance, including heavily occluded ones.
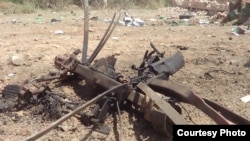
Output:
[203,98,250,124]
[6,41,247,141]
[126,88,181,136]
[148,79,250,125]
[137,82,188,125]
[53,44,250,132]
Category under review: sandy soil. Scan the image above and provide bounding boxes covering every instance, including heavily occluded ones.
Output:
[0,6,249,141]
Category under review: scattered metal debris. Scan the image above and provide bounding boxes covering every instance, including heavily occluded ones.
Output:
[105,12,145,27]
[231,26,245,35]
[123,12,145,27]
[221,0,250,25]
[199,17,210,25]
[243,19,250,30]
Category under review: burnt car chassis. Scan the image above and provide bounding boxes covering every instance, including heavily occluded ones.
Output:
[1,6,250,141]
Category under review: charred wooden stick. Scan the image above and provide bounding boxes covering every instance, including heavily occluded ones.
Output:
[82,0,89,63]
[23,83,128,141]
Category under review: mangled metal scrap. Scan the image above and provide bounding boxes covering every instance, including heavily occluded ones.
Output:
[3,40,248,141]
[1,2,250,141]
[2,42,249,140]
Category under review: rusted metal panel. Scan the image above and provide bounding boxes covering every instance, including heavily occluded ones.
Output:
[137,82,188,125]
[148,79,250,125]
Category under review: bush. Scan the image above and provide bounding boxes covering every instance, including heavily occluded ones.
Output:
[5,0,171,11]
[89,0,171,9]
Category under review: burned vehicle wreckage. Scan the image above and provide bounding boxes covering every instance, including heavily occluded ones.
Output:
[1,6,250,141]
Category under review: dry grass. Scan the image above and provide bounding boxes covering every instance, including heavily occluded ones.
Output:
[0,1,34,14]
[1,0,171,14]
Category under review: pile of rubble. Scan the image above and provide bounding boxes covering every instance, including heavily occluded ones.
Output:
[168,0,250,28]
[171,0,232,14]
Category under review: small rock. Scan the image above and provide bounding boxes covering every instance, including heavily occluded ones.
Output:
[7,73,15,78]
[241,95,250,103]
[91,131,108,140]
[11,55,23,66]
[128,129,134,136]
[58,117,78,132]
[229,36,232,40]
[50,18,61,23]
[111,36,119,40]
[58,124,70,132]
[54,30,64,35]
[11,116,16,121]
[229,59,240,66]
[62,87,74,95]
[89,29,94,32]
[89,16,98,21]
[15,111,24,117]
[176,45,189,50]
[114,50,122,56]
[11,19,17,24]
[52,44,61,48]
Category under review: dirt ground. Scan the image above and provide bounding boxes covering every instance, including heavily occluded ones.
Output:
[0,6,250,141]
